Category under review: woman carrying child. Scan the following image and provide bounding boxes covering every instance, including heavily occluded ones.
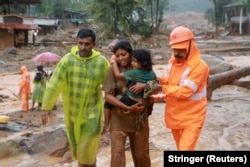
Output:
[102,40,155,167]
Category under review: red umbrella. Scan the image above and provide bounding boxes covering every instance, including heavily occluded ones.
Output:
[32,52,61,62]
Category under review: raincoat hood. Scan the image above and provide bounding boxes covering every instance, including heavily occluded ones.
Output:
[169,40,201,67]
[71,45,101,60]
[20,65,28,74]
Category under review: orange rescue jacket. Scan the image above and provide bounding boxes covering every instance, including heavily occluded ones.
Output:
[19,66,31,94]
[160,41,209,129]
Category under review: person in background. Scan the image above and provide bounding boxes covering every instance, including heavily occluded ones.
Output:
[41,28,110,167]
[18,65,31,112]
[32,30,38,45]
[31,65,47,111]
[108,39,119,63]
[154,26,210,150]
[102,40,150,167]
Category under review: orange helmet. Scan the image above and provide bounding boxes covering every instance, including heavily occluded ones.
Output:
[169,26,194,45]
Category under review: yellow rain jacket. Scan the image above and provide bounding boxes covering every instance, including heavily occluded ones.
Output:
[42,46,109,164]
[160,40,209,129]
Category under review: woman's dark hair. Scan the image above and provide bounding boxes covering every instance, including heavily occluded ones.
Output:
[37,65,44,71]
[113,40,133,55]
[36,65,47,78]
[77,28,96,42]
[132,49,153,71]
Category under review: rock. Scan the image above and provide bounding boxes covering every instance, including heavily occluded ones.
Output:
[60,150,73,164]
[0,61,7,67]
[2,47,17,55]
[49,140,69,157]
[242,41,250,46]
[0,121,26,131]
[201,54,233,74]
[153,55,164,60]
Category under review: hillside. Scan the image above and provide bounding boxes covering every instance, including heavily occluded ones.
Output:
[168,0,213,13]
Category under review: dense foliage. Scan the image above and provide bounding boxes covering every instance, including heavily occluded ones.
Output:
[0,0,169,38]
[86,0,169,37]
[2,0,248,37]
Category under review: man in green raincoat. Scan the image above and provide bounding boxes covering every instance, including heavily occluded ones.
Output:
[41,28,110,167]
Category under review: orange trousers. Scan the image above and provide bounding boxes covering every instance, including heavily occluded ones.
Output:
[171,128,202,150]
[21,92,29,112]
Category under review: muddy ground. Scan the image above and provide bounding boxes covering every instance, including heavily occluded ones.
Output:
[0,48,249,167]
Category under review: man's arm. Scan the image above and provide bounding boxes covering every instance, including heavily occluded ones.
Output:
[41,57,66,110]
[162,64,209,99]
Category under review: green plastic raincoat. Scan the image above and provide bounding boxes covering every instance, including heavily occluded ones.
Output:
[42,46,109,164]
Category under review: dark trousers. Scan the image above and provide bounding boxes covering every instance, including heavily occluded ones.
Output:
[110,119,151,167]
[104,94,137,110]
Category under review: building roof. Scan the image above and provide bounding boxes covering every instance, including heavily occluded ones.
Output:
[0,0,41,5]
[63,9,86,16]
[0,22,40,30]
[224,2,250,8]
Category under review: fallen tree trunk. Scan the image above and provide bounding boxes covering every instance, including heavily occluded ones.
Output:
[202,46,250,53]
[232,80,250,89]
[0,72,20,77]
[207,66,250,100]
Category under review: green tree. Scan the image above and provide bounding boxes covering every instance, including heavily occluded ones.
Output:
[231,0,250,4]
[209,0,234,35]
[208,0,250,35]
[86,0,143,36]
[69,0,86,11]
[86,0,169,37]
[144,0,169,33]
[36,0,70,18]
[52,0,68,19]
[0,2,29,15]
[36,0,53,18]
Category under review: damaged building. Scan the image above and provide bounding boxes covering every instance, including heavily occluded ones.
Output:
[0,0,58,50]
[0,14,41,50]
[224,2,250,35]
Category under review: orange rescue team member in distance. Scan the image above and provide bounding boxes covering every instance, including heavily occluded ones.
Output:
[154,26,209,150]
[19,65,31,112]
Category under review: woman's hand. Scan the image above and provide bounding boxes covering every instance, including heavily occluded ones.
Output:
[129,82,145,94]
[130,103,145,113]
[153,84,162,94]
[123,103,145,114]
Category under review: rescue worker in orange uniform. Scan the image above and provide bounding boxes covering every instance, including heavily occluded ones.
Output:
[155,26,209,150]
[19,65,31,112]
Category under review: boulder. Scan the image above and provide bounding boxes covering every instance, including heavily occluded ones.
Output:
[201,54,233,74]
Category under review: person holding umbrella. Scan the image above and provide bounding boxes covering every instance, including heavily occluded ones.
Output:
[41,28,110,167]
[32,52,61,63]
[31,65,47,111]
[32,51,61,79]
